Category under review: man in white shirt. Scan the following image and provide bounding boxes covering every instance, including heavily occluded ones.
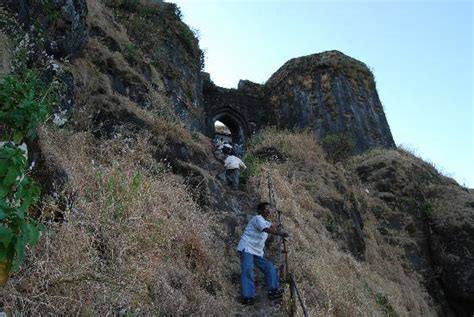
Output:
[237,202,289,304]
[224,150,246,190]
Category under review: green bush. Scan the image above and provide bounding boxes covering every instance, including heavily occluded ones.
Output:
[321,133,354,162]
[240,154,262,183]
[0,143,43,271]
[0,69,56,271]
[0,70,56,143]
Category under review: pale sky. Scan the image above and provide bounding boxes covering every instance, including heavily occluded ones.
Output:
[173,0,473,187]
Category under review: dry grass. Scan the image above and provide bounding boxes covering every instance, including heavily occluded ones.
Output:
[0,125,446,315]
[249,127,324,165]
[245,128,440,316]
[0,127,232,315]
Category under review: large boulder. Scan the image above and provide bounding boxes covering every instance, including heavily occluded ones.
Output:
[2,0,88,57]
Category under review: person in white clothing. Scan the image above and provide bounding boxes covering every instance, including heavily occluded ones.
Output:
[237,202,289,304]
[224,150,246,190]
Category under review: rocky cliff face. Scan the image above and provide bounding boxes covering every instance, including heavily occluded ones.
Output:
[351,150,474,316]
[98,0,206,131]
[2,0,88,57]
[0,0,206,132]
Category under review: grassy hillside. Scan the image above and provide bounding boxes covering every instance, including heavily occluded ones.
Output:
[0,0,472,316]
[1,123,466,315]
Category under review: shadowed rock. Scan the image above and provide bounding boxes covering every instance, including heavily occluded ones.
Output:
[3,0,88,57]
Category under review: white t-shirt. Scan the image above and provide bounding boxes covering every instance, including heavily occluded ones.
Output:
[237,215,272,257]
[224,155,247,170]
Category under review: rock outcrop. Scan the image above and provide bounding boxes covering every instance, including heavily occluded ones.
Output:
[351,149,474,316]
[2,0,88,57]
[102,0,206,131]
[430,187,474,316]
[0,33,11,74]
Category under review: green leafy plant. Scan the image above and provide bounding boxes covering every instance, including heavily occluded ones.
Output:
[0,69,57,274]
[0,143,43,271]
[321,133,354,162]
[240,154,262,184]
[0,70,56,143]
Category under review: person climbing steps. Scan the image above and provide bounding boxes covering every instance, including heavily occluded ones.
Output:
[237,202,289,304]
[224,149,247,190]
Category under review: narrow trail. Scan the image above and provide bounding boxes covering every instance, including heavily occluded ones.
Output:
[206,159,288,316]
[223,189,287,317]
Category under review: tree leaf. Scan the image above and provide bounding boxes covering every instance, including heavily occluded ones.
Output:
[0,225,14,247]
[13,131,24,145]
[0,159,7,176]
[0,246,10,262]
[14,205,25,219]
[3,166,20,187]
[0,208,6,221]
[11,235,25,271]
[23,222,40,247]
[0,184,8,198]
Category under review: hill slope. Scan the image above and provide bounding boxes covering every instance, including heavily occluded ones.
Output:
[0,1,472,316]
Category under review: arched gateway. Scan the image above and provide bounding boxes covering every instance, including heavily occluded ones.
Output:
[212,107,248,147]
[203,80,266,153]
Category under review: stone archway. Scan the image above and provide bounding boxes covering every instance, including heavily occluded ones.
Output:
[212,108,249,148]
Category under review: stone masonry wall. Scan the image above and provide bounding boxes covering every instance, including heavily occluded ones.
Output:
[203,51,396,154]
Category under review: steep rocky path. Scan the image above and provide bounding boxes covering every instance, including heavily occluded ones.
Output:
[224,191,287,317]
[204,155,288,316]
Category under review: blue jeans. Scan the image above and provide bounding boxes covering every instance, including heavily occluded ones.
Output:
[239,250,279,299]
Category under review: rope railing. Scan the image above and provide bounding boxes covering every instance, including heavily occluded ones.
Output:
[267,172,309,317]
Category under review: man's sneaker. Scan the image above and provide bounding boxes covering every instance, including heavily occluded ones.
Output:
[241,297,256,305]
[268,288,284,300]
